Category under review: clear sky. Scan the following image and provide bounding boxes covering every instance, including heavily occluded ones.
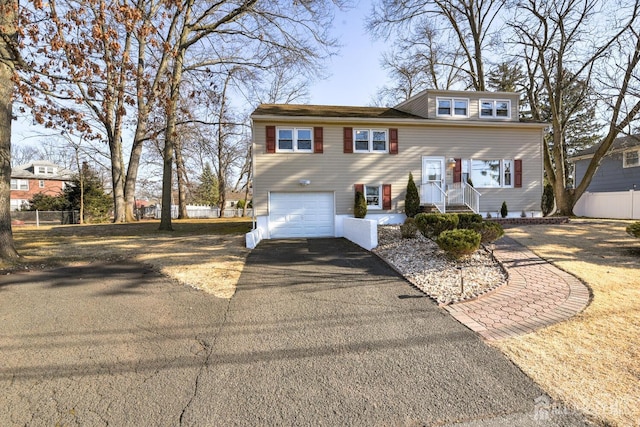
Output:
[307,2,390,107]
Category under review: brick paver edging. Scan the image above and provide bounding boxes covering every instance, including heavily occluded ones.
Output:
[444,237,591,340]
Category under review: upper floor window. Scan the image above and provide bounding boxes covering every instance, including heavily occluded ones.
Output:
[623,149,639,168]
[469,159,514,188]
[277,128,313,152]
[437,98,469,117]
[10,179,29,191]
[354,129,388,153]
[36,166,56,175]
[480,99,511,118]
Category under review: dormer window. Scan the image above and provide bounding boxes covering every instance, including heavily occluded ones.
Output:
[437,98,469,118]
[480,100,511,118]
[35,166,57,175]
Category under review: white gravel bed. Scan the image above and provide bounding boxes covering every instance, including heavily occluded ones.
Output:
[373,225,507,305]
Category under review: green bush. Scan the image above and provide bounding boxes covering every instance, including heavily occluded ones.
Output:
[436,229,481,258]
[456,213,483,229]
[354,191,367,218]
[414,213,459,239]
[400,217,418,238]
[471,221,505,244]
[541,183,555,217]
[500,201,508,218]
[236,199,245,209]
[627,222,640,238]
[404,172,420,218]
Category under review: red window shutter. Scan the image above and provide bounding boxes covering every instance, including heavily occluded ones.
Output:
[314,127,323,153]
[454,158,462,183]
[382,184,392,210]
[354,183,364,194]
[266,126,276,153]
[343,127,353,153]
[389,128,398,154]
[514,159,523,188]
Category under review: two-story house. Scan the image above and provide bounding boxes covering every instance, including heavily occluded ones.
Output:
[249,89,547,243]
[10,161,73,211]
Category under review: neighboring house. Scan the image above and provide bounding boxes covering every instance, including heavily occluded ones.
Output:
[10,161,73,211]
[570,135,640,192]
[250,89,547,240]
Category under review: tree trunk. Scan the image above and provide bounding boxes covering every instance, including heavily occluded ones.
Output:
[124,130,145,222]
[175,138,188,219]
[109,137,127,223]
[0,0,19,260]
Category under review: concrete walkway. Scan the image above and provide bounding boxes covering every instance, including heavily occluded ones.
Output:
[445,236,591,341]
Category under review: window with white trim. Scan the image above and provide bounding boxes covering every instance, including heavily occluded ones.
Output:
[39,180,45,188]
[354,129,388,153]
[623,149,639,168]
[469,159,514,188]
[35,166,56,175]
[364,185,382,209]
[10,199,29,211]
[480,99,511,118]
[10,179,29,191]
[437,97,469,117]
[276,128,313,152]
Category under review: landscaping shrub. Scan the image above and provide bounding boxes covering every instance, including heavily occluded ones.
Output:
[456,213,483,229]
[405,172,420,218]
[471,221,505,244]
[500,201,508,218]
[400,217,418,238]
[541,183,555,216]
[436,229,481,258]
[627,222,640,239]
[354,191,367,218]
[414,213,459,239]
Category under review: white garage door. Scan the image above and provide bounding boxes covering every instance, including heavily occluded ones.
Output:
[269,192,335,238]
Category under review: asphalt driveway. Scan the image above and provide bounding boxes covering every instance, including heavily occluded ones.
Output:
[1,238,590,426]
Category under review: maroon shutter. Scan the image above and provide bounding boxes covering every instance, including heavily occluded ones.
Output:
[453,158,462,183]
[389,128,398,154]
[313,127,323,153]
[382,184,392,210]
[266,126,276,153]
[343,127,353,153]
[514,159,522,188]
[354,183,364,194]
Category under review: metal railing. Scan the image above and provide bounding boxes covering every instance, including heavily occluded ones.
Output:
[447,182,481,213]
[420,182,446,213]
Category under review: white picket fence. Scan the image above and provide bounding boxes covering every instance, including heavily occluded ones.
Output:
[574,190,640,219]
[153,205,252,219]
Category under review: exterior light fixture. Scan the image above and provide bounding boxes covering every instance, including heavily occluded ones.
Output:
[447,158,457,168]
[299,179,311,186]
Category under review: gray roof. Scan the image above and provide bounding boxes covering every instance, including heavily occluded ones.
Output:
[251,104,422,119]
[11,161,74,180]
[570,134,640,159]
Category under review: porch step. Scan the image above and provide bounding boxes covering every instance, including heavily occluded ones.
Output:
[420,204,475,214]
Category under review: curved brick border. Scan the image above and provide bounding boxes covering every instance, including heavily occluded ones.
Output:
[444,236,591,340]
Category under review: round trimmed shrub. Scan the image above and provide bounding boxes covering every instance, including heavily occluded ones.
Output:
[436,229,481,258]
[456,213,483,229]
[627,222,640,238]
[400,217,418,238]
[414,213,459,240]
[471,221,505,244]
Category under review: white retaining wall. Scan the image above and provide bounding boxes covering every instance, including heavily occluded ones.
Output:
[574,190,640,219]
[343,217,379,251]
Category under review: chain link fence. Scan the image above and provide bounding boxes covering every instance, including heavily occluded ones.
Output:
[11,210,80,226]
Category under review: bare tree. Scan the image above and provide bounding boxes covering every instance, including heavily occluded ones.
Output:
[511,0,640,215]
[0,0,20,260]
[368,0,508,92]
[156,0,341,231]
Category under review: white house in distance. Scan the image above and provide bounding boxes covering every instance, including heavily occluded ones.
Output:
[247,89,547,247]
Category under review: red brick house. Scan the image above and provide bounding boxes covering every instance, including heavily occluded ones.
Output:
[10,161,73,211]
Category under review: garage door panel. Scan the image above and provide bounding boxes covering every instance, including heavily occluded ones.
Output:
[269,192,334,239]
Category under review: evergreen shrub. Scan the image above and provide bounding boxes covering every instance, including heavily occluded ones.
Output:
[436,229,481,258]
[456,213,483,229]
[400,217,418,238]
[414,213,459,239]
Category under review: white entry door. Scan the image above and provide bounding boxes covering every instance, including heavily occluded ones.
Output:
[421,157,445,204]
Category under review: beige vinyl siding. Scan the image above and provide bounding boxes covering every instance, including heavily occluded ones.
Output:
[253,121,544,216]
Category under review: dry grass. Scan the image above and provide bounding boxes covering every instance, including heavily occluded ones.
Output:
[494,219,640,427]
[5,218,253,299]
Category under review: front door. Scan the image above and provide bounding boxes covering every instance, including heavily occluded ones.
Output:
[421,157,445,204]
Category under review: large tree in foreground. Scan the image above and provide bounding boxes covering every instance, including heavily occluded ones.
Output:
[0,0,20,260]
[511,0,640,215]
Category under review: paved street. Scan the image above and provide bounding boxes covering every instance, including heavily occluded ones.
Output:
[1,239,591,426]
